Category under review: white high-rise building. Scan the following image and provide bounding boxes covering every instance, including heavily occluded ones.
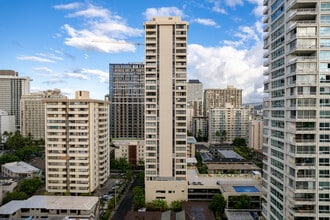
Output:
[45,91,109,194]
[208,106,252,144]
[144,17,188,203]
[0,70,30,130]
[263,1,330,219]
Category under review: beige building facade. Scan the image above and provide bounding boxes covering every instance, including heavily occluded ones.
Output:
[144,17,188,203]
[20,89,66,140]
[44,91,109,194]
[203,85,242,116]
[248,119,263,151]
[113,139,144,166]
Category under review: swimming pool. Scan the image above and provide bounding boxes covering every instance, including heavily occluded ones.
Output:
[233,186,259,192]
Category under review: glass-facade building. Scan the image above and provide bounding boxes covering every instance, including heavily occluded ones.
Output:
[109,63,144,139]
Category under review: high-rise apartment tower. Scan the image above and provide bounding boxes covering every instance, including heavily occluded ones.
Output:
[0,70,30,130]
[262,1,330,219]
[144,17,188,203]
[45,91,109,194]
[21,89,66,140]
[204,85,242,116]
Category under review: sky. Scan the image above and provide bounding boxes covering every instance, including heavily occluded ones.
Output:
[0,0,265,103]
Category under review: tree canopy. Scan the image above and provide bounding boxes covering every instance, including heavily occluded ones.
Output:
[132,186,145,210]
[147,199,168,212]
[209,194,226,219]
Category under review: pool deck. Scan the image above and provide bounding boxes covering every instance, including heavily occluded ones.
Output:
[187,168,263,199]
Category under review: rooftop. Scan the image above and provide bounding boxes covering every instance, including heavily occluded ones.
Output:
[187,168,260,188]
[2,161,40,174]
[225,209,259,220]
[0,196,99,215]
[219,150,243,159]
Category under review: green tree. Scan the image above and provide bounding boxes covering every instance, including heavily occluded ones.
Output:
[215,130,220,144]
[209,194,226,220]
[147,199,168,212]
[220,130,227,144]
[17,178,43,196]
[2,191,28,204]
[228,195,252,209]
[171,200,182,212]
[110,157,132,172]
[232,137,247,147]
[15,146,39,161]
[136,171,145,186]
[0,153,20,166]
[132,186,145,210]
[5,131,33,151]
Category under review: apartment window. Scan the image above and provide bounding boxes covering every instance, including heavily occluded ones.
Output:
[321,51,330,60]
[321,87,330,94]
[321,15,330,24]
[320,110,330,118]
[271,68,284,79]
[271,25,284,40]
[319,205,330,213]
[320,134,330,142]
[271,0,284,11]
[321,27,330,36]
[321,63,330,73]
[321,39,330,48]
[321,3,330,12]
[320,158,330,166]
[319,170,330,178]
[320,181,330,190]
[320,146,330,154]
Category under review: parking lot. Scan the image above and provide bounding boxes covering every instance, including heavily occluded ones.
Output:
[94,174,126,198]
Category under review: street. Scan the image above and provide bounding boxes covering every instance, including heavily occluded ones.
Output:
[111,177,141,220]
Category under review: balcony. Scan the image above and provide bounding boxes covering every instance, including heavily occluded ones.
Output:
[287,8,316,22]
[287,20,316,32]
[287,55,316,65]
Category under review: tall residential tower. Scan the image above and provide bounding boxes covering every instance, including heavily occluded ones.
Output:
[45,91,109,194]
[263,1,330,219]
[0,70,30,130]
[144,17,188,203]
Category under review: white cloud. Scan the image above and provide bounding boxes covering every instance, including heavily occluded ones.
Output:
[224,0,244,7]
[80,68,109,83]
[53,2,82,10]
[208,0,227,14]
[34,67,52,72]
[247,0,264,17]
[37,53,63,61]
[188,42,265,103]
[57,3,143,53]
[144,7,185,20]
[17,55,56,63]
[63,24,137,53]
[67,4,109,19]
[192,18,220,28]
[67,72,89,80]
[223,21,263,49]
[43,79,65,84]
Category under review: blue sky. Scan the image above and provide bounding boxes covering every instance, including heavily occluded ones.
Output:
[0,0,265,103]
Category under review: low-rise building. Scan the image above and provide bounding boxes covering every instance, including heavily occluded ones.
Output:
[112,139,144,166]
[187,136,196,158]
[1,161,40,179]
[0,195,99,219]
[0,178,17,204]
